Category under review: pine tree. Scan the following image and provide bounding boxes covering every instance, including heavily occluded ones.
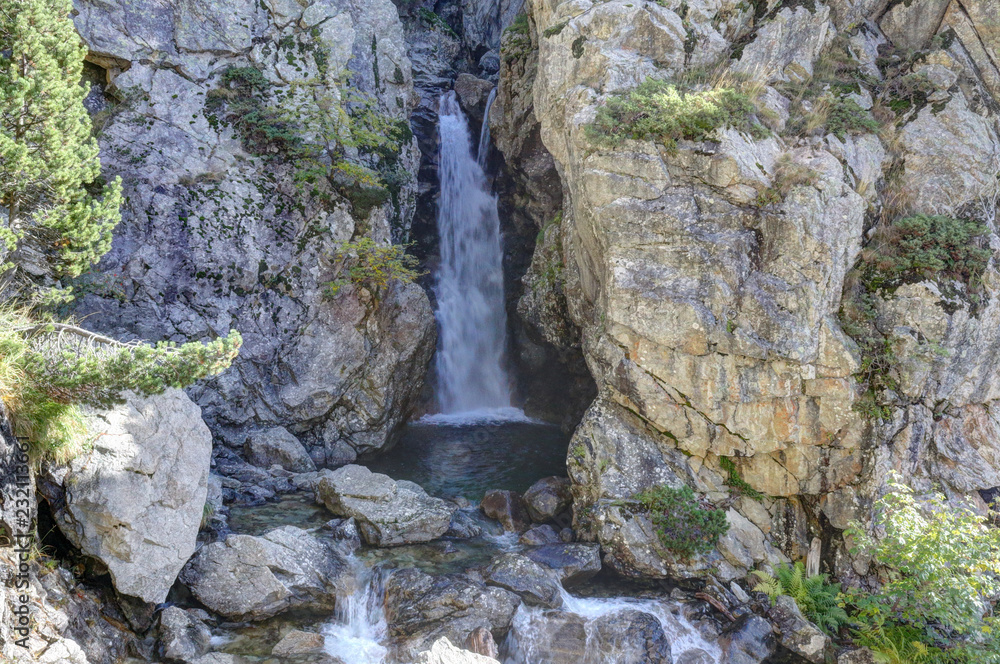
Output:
[0,0,243,458]
[0,0,122,283]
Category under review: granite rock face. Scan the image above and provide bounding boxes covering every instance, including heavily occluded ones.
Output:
[40,390,212,604]
[493,0,1000,580]
[72,0,435,461]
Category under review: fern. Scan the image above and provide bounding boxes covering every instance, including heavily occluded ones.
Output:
[752,562,848,635]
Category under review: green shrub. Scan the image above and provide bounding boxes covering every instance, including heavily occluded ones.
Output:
[752,562,849,635]
[507,12,530,36]
[325,237,422,299]
[629,484,728,557]
[719,456,764,499]
[846,475,1000,662]
[588,79,767,152]
[825,97,880,138]
[417,8,458,38]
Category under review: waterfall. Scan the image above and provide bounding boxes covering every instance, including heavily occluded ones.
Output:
[322,558,389,664]
[433,91,512,415]
[477,88,498,168]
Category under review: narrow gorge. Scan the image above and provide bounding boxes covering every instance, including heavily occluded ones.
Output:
[3,0,1000,664]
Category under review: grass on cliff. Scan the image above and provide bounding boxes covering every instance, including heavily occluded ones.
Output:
[587,78,768,151]
[626,484,728,557]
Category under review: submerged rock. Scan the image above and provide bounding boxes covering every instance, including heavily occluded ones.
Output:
[180,526,348,621]
[480,489,531,532]
[316,465,456,546]
[271,629,326,656]
[523,476,572,522]
[40,389,211,605]
[484,552,562,608]
[384,567,521,660]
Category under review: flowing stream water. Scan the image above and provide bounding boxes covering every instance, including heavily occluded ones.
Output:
[433,91,512,415]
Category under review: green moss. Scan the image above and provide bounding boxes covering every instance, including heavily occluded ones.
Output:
[571,35,586,58]
[825,97,880,138]
[587,78,767,152]
[627,484,728,557]
[543,20,567,37]
[719,456,764,500]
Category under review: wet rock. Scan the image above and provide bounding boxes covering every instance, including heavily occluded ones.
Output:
[519,524,561,545]
[523,543,602,587]
[417,636,498,663]
[675,650,715,664]
[719,615,776,664]
[767,595,832,664]
[447,510,485,539]
[180,526,348,621]
[158,606,211,663]
[508,610,587,664]
[464,626,499,659]
[323,517,362,554]
[483,552,562,608]
[588,609,673,664]
[523,476,572,522]
[245,427,316,473]
[272,629,325,656]
[480,490,531,532]
[191,655,248,664]
[453,73,495,125]
[316,465,456,546]
[384,568,520,661]
[40,389,211,604]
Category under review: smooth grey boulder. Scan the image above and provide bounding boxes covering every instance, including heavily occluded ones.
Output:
[180,526,348,621]
[316,465,456,546]
[588,609,673,664]
[522,476,572,522]
[483,552,562,608]
[523,543,601,587]
[245,427,316,473]
[384,567,520,661]
[41,389,211,604]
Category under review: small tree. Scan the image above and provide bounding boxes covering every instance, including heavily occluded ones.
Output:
[0,0,242,458]
[0,0,123,284]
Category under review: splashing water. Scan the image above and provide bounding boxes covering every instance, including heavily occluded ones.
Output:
[434,91,512,414]
[323,558,389,664]
[504,586,722,664]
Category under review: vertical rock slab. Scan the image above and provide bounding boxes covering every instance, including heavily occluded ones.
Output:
[41,389,212,604]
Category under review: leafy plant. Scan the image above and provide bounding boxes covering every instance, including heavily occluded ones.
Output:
[752,561,849,635]
[852,618,941,664]
[629,484,728,557]
[587,78,767,152]
[325,238,422,299]
[825,97,880,138]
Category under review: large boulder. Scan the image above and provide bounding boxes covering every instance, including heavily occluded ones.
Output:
[180,526,349,621]
[41,389,211,604]
[316,465,456,546]
[587,610,673,664]
[157,606,212,663]
[483,552,563,608]
[384,568,521,661]
[719,615,776,664]
[245,426,316,472]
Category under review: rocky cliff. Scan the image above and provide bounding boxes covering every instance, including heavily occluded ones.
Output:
[494,0,1000,580]
[70,0,436,465]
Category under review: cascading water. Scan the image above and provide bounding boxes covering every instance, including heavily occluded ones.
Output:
[322,557,389,664]
[433,91,512,415]
[477,88,498,168]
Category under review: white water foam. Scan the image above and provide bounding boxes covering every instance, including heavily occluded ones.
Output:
[504,586,722,664]
[417,407,537,426]
[323,558,389,664]
[477,87,497,168]
[433,91,512,415]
